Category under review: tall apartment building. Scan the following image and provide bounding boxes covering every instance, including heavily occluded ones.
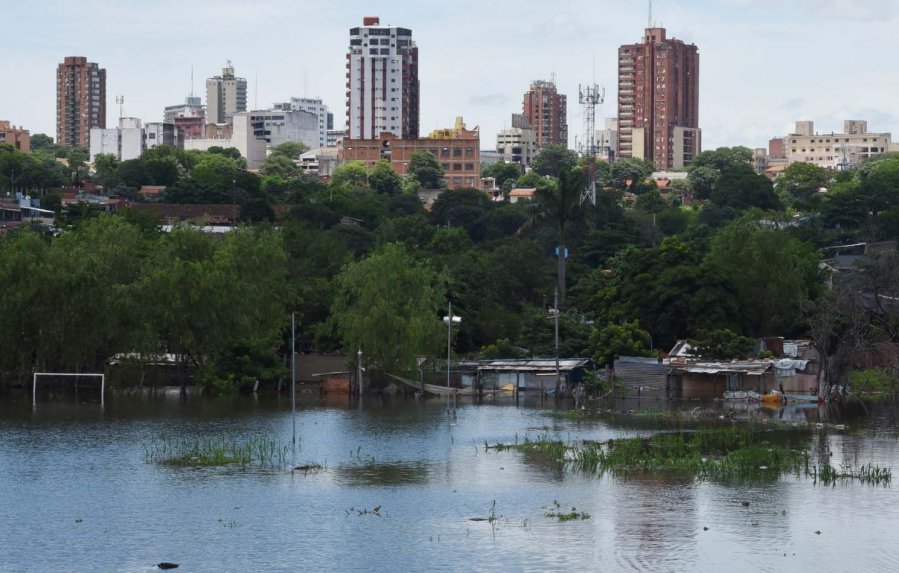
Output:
[617,27,700,169]
[274,97,332,149]
[0,121,31,152]
[206,62,247,124]
[345,16,419,140]
[522,80,567,148]
[56,56,106,148]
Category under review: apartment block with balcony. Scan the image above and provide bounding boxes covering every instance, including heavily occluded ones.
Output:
[56,56,106,148]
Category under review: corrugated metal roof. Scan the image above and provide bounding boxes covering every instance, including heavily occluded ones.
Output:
[674,361,772,376]
[478,359,593,372]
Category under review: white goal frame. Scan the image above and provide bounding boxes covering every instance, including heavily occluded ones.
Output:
[32,372,106,407]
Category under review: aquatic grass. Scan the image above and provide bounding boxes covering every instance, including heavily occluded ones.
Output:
[144,434,289,469]
[492,429,811,483]
[809,462,892,486]
[543,500,590,521]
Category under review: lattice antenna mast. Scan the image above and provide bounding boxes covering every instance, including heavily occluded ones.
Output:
[578,83,604,205]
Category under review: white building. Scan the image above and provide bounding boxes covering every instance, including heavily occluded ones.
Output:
[274,97,332,149]
[89,117,174,162]
[596,118,618,162]
[183,113,266,170]
[206,62,247,124]
[327,129,346,147]
[785,120,892,170]
[497,119,538,168]
[247,109,319,150]
[346,16,419,140]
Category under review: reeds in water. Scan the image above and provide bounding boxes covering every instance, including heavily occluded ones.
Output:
[144,434,289,469]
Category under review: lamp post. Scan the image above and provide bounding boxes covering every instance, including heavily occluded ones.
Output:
[443,303,461,389]
[357,347,363,407]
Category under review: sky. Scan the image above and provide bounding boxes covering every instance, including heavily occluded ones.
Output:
[2,0,898,151]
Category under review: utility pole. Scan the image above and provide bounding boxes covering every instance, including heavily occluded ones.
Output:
[554,287,561,398]
[291,312,296,444]
[357,347,363,407]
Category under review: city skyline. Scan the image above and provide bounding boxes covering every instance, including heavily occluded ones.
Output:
[2,0,898,151]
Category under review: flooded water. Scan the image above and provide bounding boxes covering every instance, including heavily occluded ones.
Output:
[1,391,898,572]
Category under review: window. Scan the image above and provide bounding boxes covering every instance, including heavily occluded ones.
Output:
[452,164,462,171]
[452,148,462,157]
[464,163,474,170]
[441,148,450,157]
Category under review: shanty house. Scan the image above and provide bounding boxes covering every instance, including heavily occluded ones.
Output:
[477,359,595,392]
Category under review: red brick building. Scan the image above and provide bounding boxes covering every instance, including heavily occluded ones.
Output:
[56,56,106,148]
[339,119,481,189]
[617,27,699,169]
[522,80,567,148]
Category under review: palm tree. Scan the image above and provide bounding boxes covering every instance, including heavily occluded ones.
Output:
[524,166,588,303]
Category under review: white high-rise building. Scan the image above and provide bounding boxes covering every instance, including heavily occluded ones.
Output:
[89,117,174,162]
[346,16,419,140]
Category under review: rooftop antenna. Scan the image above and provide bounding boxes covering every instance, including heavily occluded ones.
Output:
[649,0,653,27]
[254,74,258,110]
[116,95,125,119]
[304,70,308,98]
[190,65,194,98]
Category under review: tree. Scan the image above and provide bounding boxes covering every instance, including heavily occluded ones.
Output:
[691,146,753,173]
[66,147,89,186]
[482,162,522,187]
[429,188,492,233]
[330,161,369,189]
[858,156,899,216]
[191,153,241,192]
[329,243,446,377]
[260,154,300,178]
[778,162,831,208]
[687,166,718,200]
[610,157,655,190]
[527,167,587,301]
[711,170,782,211]
[30,133,56,153]
[530,144,578,178]
[589,320,653,366]
[368,160,402,195]
[270,141,309,160]
[408,150,445,189]
[705,215,819,337]
[93,154,120,187]
[688,329,755,360]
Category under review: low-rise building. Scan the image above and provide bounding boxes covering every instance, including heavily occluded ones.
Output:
[182,114,266,170]
[89,117,175,162]
[339,117,481,189]
[0,121,30,152]
[497,114,538,168]
[246,109,319,150]
[782,120,891,170]
[274,97,332,149]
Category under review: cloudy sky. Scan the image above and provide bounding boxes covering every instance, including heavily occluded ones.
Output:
[2,0,897,150]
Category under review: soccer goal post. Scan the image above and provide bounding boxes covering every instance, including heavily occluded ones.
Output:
[32,372,106,407]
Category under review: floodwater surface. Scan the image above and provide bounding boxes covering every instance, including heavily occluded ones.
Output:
[1,391,898,572]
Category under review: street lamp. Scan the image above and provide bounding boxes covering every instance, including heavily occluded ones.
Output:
[443,302,461,389]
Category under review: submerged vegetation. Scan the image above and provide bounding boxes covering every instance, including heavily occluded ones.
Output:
[144,434,288,469]
[490,428,891,485]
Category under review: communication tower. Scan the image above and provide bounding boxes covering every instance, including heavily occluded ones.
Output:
[578,83,604,205]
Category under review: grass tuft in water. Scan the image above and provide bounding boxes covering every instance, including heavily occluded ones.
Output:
[144,434,289,469]
[810,462,892,486]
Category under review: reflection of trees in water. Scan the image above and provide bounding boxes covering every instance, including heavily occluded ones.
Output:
[336,460,433,486]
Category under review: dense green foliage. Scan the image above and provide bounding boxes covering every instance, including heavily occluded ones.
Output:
[6,140,899,389]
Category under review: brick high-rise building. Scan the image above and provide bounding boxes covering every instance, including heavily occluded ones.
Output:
[522,80,567,148]
[345,16,419,140]
[617,27,699,169]
[56,56,106,148]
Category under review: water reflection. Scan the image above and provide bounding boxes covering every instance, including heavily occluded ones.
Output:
[1,393,898,572]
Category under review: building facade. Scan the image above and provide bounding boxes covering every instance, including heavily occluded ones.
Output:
[89,117,174,162]
[339,118,480,190]
[206,62,247,124]
[783,120,891,170]
[497,124,538,167]
[595,117,618,162]
[345,16,419,140]
[522,80,567,148]
[0,121,30,152]
[56,56,106,148]
[274,97,332,149]
[183,114,266,170]
[617,27,699,169]
[246,109,319,149]
[165,96,206,144]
